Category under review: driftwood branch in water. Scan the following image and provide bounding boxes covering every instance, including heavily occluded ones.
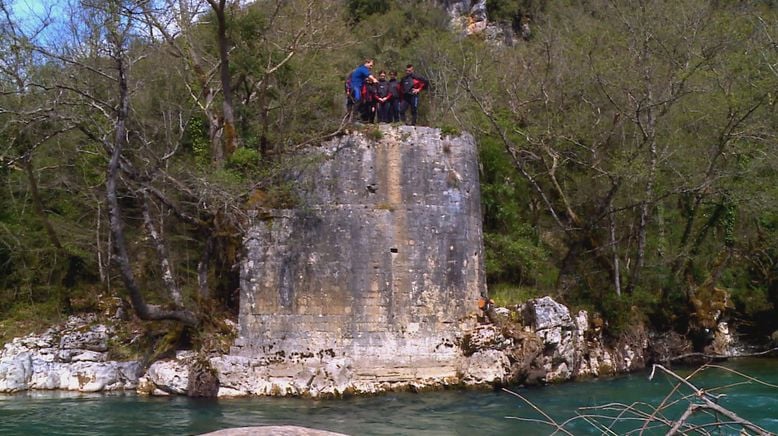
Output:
[503,363,773,434]
[650,364,770,435]
[669,347,778,362]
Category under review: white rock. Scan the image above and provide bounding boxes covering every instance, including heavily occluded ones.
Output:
[529,296,573,330]
[460,349,509,385]
[0,352,32,392]
[1,318,139,394]
[60,325,109,351]
[545,362,570,383]
[145,359,190,395]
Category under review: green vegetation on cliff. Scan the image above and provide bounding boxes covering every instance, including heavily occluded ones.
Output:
[0,0,776,346]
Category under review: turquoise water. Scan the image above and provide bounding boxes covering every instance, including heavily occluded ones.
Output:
[1,358,776,435]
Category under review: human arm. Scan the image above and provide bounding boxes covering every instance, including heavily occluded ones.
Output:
[411,73,430,94]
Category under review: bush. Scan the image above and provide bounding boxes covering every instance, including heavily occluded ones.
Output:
[227,147,261,173]
[488,283,543,307]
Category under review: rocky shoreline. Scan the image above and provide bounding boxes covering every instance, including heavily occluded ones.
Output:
[0,297,741,397]
[0,314,139,393]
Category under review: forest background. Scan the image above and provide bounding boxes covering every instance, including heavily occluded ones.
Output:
[1,0,776,350]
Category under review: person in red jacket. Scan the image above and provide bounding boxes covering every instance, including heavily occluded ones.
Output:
[399,64,430,126]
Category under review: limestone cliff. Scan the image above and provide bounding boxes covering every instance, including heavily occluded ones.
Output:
[232,125,485,390]
[441,0,526,44]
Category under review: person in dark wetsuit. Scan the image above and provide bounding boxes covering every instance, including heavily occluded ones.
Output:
[348,59,378,122]
[399,64,429,126]
[388,71,401,123]
[374,71,394,123]
[361,80,378,123]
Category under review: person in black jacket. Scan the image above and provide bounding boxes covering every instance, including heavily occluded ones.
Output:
[388,71,401,123]
[374,71,394,123]
[399,64,429,126]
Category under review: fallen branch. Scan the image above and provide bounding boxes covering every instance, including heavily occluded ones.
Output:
[650,364,771,435]
[502,388,575,436]
[669,347,778,362]
[504,363,774,435]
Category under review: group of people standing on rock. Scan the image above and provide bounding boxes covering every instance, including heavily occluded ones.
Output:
[346,59,430,126]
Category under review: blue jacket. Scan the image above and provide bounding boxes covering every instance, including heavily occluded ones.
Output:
[350,65,371,90]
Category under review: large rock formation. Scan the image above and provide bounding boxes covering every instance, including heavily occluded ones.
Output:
[441,0,526,44]
[444,0,489,35]
[0,315,140,393]
[230,125,486,395]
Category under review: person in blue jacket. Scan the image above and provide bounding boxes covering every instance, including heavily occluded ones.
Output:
[348,59,378,121]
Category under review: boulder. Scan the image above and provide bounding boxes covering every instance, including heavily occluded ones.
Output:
[188,357,220,398]
[460,349,510,386]
[141,358,190,395]
[0,352,32,392]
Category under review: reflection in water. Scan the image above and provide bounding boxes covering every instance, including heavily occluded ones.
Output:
[1,359,776,435]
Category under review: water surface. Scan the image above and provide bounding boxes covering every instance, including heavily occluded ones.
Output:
[1,358,776,435]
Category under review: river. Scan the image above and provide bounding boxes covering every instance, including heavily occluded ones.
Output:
[1,358,776,435]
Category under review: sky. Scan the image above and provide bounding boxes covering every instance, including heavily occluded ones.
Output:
[9,0,65,23]
[6,0,67,43]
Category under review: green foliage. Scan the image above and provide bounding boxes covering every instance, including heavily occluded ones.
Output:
[599,290,658,335]
[351,3,450,58]
[365,126,383,141]
[485,231,550,286]
[226,147,260,173]
[439,125,460,137]
[486,0,544,24]
[0,299,64,344]
[347,0,390,23]
[488,283,542,307]
[184,117,211,168]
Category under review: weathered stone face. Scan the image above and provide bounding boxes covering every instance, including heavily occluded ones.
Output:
[234,126,485,375]
[0,315,140,393]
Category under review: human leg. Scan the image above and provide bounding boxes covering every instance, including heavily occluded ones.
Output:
[410,94,419,126]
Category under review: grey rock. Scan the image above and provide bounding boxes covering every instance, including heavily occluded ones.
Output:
[59,324,109,352]
[525,296,573,331]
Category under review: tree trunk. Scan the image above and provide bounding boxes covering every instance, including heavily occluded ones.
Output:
[22,155,63,251]
[609,204,622,297]
[105,21,197,327]
[210,0,237,160]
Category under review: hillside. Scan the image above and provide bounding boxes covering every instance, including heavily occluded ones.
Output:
[0,0,776,353]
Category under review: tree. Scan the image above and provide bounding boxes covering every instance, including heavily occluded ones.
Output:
[459,0,778,332]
